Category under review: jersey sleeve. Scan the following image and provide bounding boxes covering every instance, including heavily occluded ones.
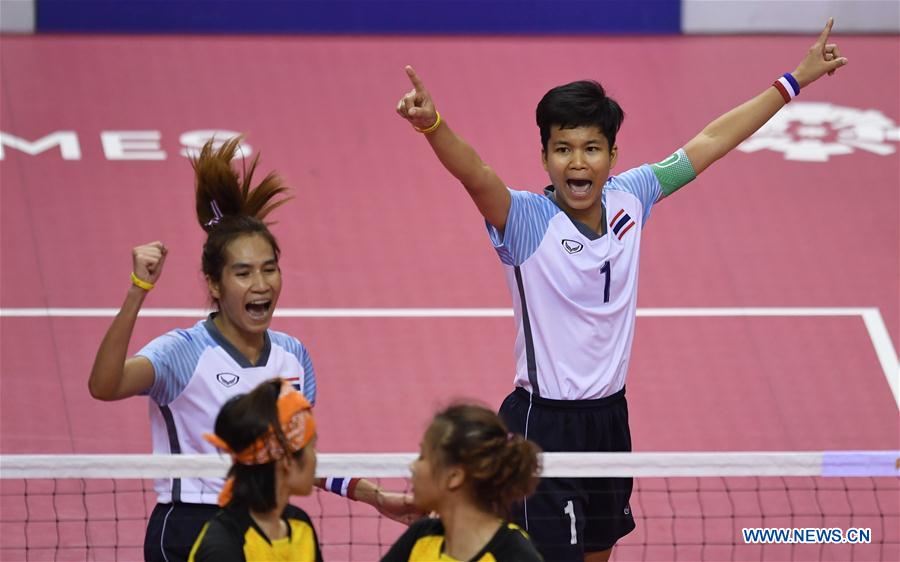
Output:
[605,165,662,225]
[485,188,558,266]
[188,520,244,562]
[301,348,316,407]
[136,329,203,406]
[287,337,317,406]
[504,523,544,561]
[268,332,317,406]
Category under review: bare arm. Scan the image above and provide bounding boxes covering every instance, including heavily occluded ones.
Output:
[683,18,848,175]
[351,478,422,525]
[315,477,422,525]
[88,242,167,400]
[396,66,511,231]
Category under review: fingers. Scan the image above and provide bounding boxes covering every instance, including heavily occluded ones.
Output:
[824,43,838,75]
[403,66,427,117]
[405,65,426,93]
[155,243,169,272]
[825,55,848,75]
[823,42,847,75]
[396,89,418,118]
[133,242,168,281]
[801,18,846,81]
[815,17,834,47]
[403,89,418,116]
[824,43,835,72]
[397,66,438,127]
[134,241,167,261]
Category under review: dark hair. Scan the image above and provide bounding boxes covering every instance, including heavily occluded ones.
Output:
[192,137,291,295]
[536,80,625,151]
[214,379,299,512]
[425,403,541,519]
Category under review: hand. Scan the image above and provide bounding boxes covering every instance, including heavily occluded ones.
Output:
[396,66,440,131]
[374,490,423,526]
[132,242,168,286]
[792,18,848,88]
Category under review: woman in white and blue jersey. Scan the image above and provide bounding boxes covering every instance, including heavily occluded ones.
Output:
[89,137,416,562]
[395,20,847,562]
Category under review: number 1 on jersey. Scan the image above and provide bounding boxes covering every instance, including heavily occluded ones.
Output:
[600,260,611,303]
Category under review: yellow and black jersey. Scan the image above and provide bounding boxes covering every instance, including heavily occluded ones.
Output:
[381,517,543,562]
[188,503,322,562]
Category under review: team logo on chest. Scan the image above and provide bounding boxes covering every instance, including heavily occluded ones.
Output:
[216,372,240,387]
[561,239,584,254]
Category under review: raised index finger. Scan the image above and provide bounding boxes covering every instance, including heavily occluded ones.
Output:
[815,17,834,46]
[405,65,427,93]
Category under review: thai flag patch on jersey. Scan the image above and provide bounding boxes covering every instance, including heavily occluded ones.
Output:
[610,209,636,240]
[285,376,302,391]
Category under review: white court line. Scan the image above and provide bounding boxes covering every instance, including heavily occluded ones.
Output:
[861,309,900,410]
[0,308,513,318]
[1,306,896,408]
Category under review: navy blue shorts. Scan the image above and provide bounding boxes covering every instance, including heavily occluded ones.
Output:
[500,387,635,562]
[145,502,219,562]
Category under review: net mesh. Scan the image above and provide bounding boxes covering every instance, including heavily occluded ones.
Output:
[1,451,897,562]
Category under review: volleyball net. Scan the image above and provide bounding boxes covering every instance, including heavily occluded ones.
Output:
[1,451,897,561]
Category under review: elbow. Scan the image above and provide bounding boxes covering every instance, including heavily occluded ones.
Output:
[88,379,117,401]
[88,385,109,401]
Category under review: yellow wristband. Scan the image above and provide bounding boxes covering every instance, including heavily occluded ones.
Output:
[131,272,155,291]
[414,111,442,134]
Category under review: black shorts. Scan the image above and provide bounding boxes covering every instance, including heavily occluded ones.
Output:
[500,387,635,562]
[145,502,219,562]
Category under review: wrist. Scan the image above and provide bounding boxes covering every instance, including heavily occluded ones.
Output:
[414,111,442,134]
[347,477,361,502]
[121,284,149,315]
[127,283,150,299]
[789,69,810,89]
[130,272,155,291]
[323,476,361,501]
[772,72,801,103]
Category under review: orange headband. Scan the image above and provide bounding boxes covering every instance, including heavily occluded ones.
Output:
[205,380,316,465]
[205,380,316,505]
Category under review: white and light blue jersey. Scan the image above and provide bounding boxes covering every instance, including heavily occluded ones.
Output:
[137,315,316,504]
[487,165,662,400]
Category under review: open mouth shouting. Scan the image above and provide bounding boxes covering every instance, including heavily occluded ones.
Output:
[245,299,273,321]
[566,178,593,198]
